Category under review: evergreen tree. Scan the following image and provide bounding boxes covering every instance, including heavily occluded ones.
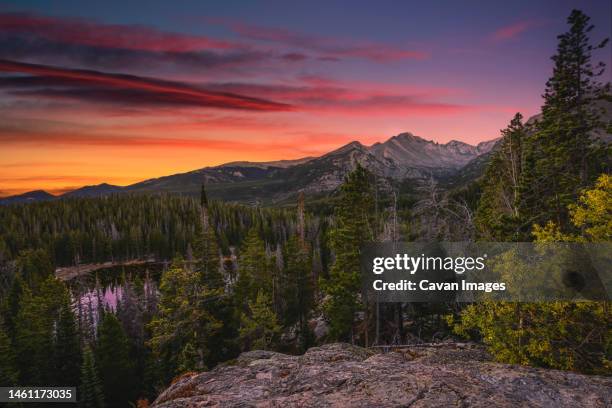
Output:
[149,258,222,380]
[141,349,162,402]
[282,235,314,347]
[80,346,105,408]
[456,10,611,376]
[454,174,612,374]
[14,276,65,385]
[239,290,281,350]
[519,9,610,231]
[322,165,375,341]
[235,228,271,308]
[53,291,81,386]
[2,274,24,338]
[476,113,529,240]
[193,186,240,366]
[0,191,298,268]
[199,294,240,368]
[0,321,18,385]
[177,341,199,373]
[195,185,223,289]
[96,312,136,407]
[17,249,54,290]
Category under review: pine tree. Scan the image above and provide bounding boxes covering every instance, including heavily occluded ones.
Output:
[456,9,611,376]
[453,177,612,374]
[520,9,610,231]
[196,185,223,289]
[177,341,199,373]
[17,249,54,290]
[53,291,81,386]
[192,186,240,367]
[96,312,136,407]
[235,228,271,308]
[239,290,281,350]
[14,276,65,385]
[149,258,222,380]
[141,348,162,402]
[456,176,611,374]
[2,274,24,338]
[476,113,529,240]
[80,346,105,408]
[322,165,375,341]
[0,321,18,385]
[282,235,314,347]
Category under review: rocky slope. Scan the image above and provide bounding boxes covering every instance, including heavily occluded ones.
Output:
[370,132,495,170]
[151,343,611,407]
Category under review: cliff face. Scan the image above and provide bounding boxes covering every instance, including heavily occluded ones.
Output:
[152,343,611,407]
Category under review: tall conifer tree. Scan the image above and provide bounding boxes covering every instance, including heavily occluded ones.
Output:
[80,346,105,408]
[322,165,375,341]
[53,291,81,386]
[476,113,529,240]
[196,185,223,289]
[235,228,271,308]
[520,9,610,230]
[96,312,136,407]
[149,258,222,379]
[0,321,18,385]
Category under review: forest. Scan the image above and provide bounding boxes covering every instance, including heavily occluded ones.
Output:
[0,9,610,407]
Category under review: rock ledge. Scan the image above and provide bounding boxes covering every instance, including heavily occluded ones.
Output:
[152,343,611,407]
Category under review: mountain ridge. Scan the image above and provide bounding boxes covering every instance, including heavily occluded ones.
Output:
[1,133,498,205]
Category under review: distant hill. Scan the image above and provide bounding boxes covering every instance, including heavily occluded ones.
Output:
[0,190,56,205]
[61,183,124,198]
[0,184,121,205]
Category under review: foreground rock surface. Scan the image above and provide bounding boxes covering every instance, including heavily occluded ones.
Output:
[152,343,611,407]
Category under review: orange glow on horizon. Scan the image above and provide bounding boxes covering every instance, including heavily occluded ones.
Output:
[0,106,530,197]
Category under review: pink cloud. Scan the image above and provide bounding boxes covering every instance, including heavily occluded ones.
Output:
[491,20,540,42]
[0,59,293,111]
[223,21,428,62]
[0,12,240,52]
[204,78,467,116]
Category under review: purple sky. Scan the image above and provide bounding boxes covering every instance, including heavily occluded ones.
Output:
[0,0,610,195]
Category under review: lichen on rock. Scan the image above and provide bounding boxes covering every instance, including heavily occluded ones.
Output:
[152,343,611,407]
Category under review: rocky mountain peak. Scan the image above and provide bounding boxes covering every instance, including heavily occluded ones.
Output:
[476,138,500,154]
[369,132,491,170]
[325,140,367,157]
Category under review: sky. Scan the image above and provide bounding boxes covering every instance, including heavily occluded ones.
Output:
[0,0,610,196]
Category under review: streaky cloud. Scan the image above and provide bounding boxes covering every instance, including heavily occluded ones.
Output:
[0,59,293,111]
[223,20,428,62]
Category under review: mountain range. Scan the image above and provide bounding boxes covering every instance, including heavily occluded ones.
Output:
[1,133,499,206]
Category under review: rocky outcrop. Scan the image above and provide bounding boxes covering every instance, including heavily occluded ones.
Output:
[370,133,495,170]
[152,343,611,407]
